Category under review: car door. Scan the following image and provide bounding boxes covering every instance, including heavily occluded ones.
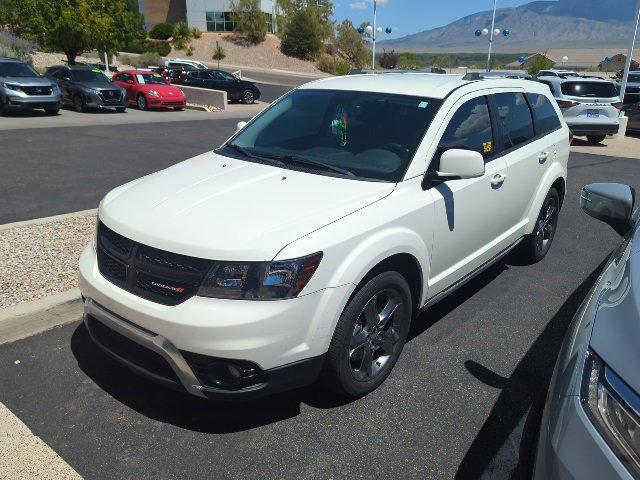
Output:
[490,90,547,235]
[113,73,134,102]
[57,68,74,104]
[626,103,640,131]
[426,93,512,295]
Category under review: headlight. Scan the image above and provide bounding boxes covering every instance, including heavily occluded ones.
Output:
[148,90,160,97]
[82,86,97,94]
[582,349,640,477]
[51,85,60,93]
[2,83,23,92]
[178,88,185,96]
[197,252,322,300]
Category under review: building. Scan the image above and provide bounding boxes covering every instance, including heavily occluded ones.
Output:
[137,0,278,33]
[138,0,187,29]
[597,53,639,72]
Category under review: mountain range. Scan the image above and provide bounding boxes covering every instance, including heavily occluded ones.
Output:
[379,0,638,53]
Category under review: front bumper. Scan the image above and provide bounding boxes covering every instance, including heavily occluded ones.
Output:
[3,93,61,110]
[83,91,127,109]
[78,244,349,398]
[147,95,186,108]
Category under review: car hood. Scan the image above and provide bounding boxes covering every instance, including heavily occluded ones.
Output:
[99,151,395,261]
[3,76,53,87]
[590,236,640,395]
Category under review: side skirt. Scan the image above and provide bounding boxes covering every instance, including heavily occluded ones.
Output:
[420,237,524,311]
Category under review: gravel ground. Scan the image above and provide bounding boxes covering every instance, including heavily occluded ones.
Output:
[0,214,95,309]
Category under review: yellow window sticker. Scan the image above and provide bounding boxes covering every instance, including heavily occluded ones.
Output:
[483,141,493,153]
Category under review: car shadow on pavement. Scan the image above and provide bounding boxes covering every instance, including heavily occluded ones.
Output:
[454,258,609,480]
[70,323,350,433]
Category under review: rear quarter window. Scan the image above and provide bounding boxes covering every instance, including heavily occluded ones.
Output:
[527,93,562,136]
[560,81,618,98]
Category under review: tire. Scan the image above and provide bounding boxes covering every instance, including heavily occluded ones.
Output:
[519,187,560,264]
[241,89,255,104]
[586,134,606,144]
[115,107,126,113]
[173,107,184,111]
[0,98,6,116]
[44,107,59,115]
[321,270,413,399]
[137,94,147,111]
[73,94,85,113]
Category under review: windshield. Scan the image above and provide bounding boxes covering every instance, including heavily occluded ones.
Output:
[561,81,618,98]
[629,74,640,83]
[136,73,167,85]
[0,62,39,78]
[221,89,442,182]
[71,69,110,83]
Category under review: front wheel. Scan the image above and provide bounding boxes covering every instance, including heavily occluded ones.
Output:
[136,94,147,111]
[73,94,85,113]
[586,134,607,144]
[321,271,412,398]
[519,187,560,264]
[241,89,255,104]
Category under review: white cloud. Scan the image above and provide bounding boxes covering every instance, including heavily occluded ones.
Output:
[349,1,368,9]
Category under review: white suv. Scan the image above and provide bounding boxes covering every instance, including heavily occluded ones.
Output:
[538,76,621,144]
[79,75,569,399]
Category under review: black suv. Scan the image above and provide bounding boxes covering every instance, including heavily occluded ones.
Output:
[45,65,127,112]
[0,57,61,115]
[178,69,261,104]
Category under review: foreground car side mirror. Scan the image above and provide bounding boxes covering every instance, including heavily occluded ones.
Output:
[437,149,485,179]
[236,121,247,131]
[581,183,635,236]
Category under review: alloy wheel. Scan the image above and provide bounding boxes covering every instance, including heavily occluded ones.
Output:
[534,196,558,256]
[242,90,255,104]
[349,289,404,382]
[137,95,147,110]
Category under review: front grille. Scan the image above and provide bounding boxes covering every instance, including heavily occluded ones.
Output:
[96,221,213,305]
[22,86,52,96]
[86,315,180,383]
[99,89,122,103]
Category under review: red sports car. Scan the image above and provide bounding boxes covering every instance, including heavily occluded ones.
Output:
[112,70,187,110]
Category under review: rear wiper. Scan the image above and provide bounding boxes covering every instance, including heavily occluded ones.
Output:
[265,153,355,177]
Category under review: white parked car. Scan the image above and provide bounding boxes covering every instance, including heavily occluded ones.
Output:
[538,76,622,144]
[79,75,570,400]
[164,58,207,70]
[537,69,581,78]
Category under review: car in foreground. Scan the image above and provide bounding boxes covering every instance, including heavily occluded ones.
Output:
[0,57,60,115]
[177,69,260,103]
[45,65,127,112]
[78,74,569,400]
[112,70,186,110]
[538,76,621,144]
[533,182,640,480]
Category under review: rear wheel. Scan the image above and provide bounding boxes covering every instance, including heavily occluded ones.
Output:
[586,134,606,144]
[136,94,147,111]
[241,89,255,104]
[0,98,6,116]
[519,187,560,264]
[321,271,412,398]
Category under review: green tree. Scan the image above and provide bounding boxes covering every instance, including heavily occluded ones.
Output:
[149,23,175,40]
[334,19,369,68]
[527,55,554,75]
[212,43,226,69]
[231,0,267,44]
[171,21,192,50]
[280,6,322,59]
[277,0,333,41]
[430,55,453,69]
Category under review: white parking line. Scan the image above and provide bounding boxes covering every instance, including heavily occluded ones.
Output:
[0,401,82,479]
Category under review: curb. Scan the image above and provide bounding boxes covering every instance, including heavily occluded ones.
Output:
[0,289,82,345]
[0,209,97,232]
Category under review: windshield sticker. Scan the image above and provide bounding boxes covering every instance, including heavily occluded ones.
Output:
[136,74,146,84]
[91,68,101,73]
[331,105,348,147]
[418,101,429,108]
[153,73,162,77]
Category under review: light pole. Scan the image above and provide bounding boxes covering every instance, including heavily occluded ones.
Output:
[474,1,509,72]
[357,2,392,70]
[620,0,640,105]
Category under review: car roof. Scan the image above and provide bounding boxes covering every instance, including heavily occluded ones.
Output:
[0,57,23,63]
[542,75,612,84]
[299,73,546,99]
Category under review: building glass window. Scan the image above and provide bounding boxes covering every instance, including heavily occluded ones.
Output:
[265,13,273,33]
[206,11,234,32]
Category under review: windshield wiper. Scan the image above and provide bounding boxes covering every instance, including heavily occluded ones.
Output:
[223,144,286,167]
[265,153,355,177]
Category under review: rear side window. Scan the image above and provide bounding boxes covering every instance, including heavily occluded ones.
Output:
[436,96,494,166]
[493,92,534,151]
[527,93,562,136]
[560,81,618,98]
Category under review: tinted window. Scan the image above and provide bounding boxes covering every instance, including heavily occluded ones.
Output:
[629,74,640,83]
[224,89,443,182]
[493,92,534,150]
[0,62,39,77]
[539,80,555,95]
[71,69,110,83]
[560,81,618,98]
[528,93,562,136]
[435,96,494,168]
[216,71,236,81]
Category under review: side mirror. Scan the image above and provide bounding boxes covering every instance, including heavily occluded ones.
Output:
[437,149,485,180]
[127,79,134,84]
[236,121,247,131]
[581,183,635,235]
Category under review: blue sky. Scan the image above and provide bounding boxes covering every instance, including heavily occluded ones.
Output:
[333,0,547,39]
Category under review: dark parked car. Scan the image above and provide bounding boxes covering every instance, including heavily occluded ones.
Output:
[624,102,640,133]
[178,69,261,104]
[618,71,640,105]
[0,57,60,115]
[45,65,127,112]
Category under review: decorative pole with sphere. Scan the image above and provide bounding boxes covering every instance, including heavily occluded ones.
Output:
[357,1,393,70]
[474,1,509,72]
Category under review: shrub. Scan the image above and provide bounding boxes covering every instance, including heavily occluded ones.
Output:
[333,20,369,68]
[378,49,398,69]
[281,7,322,60]
[185,45,194,56]
[527,55,555,75]
[119,51,163,68]
[172,21,192,50]
[190,27,202,39]
[149,23,174,40]
[0,29,35,63]
[317,54,351,76]
[231,0,267,45]
[123,39,170,56]
[212,43,226,68]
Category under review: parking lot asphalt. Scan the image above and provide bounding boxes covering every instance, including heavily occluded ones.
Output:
[0,117,249,224]
[0,149,633,479]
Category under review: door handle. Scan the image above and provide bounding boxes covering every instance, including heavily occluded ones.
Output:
[490,173,507,186]
[538,151,549,163]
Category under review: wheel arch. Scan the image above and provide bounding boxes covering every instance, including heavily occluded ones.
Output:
[524,164,567,235]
